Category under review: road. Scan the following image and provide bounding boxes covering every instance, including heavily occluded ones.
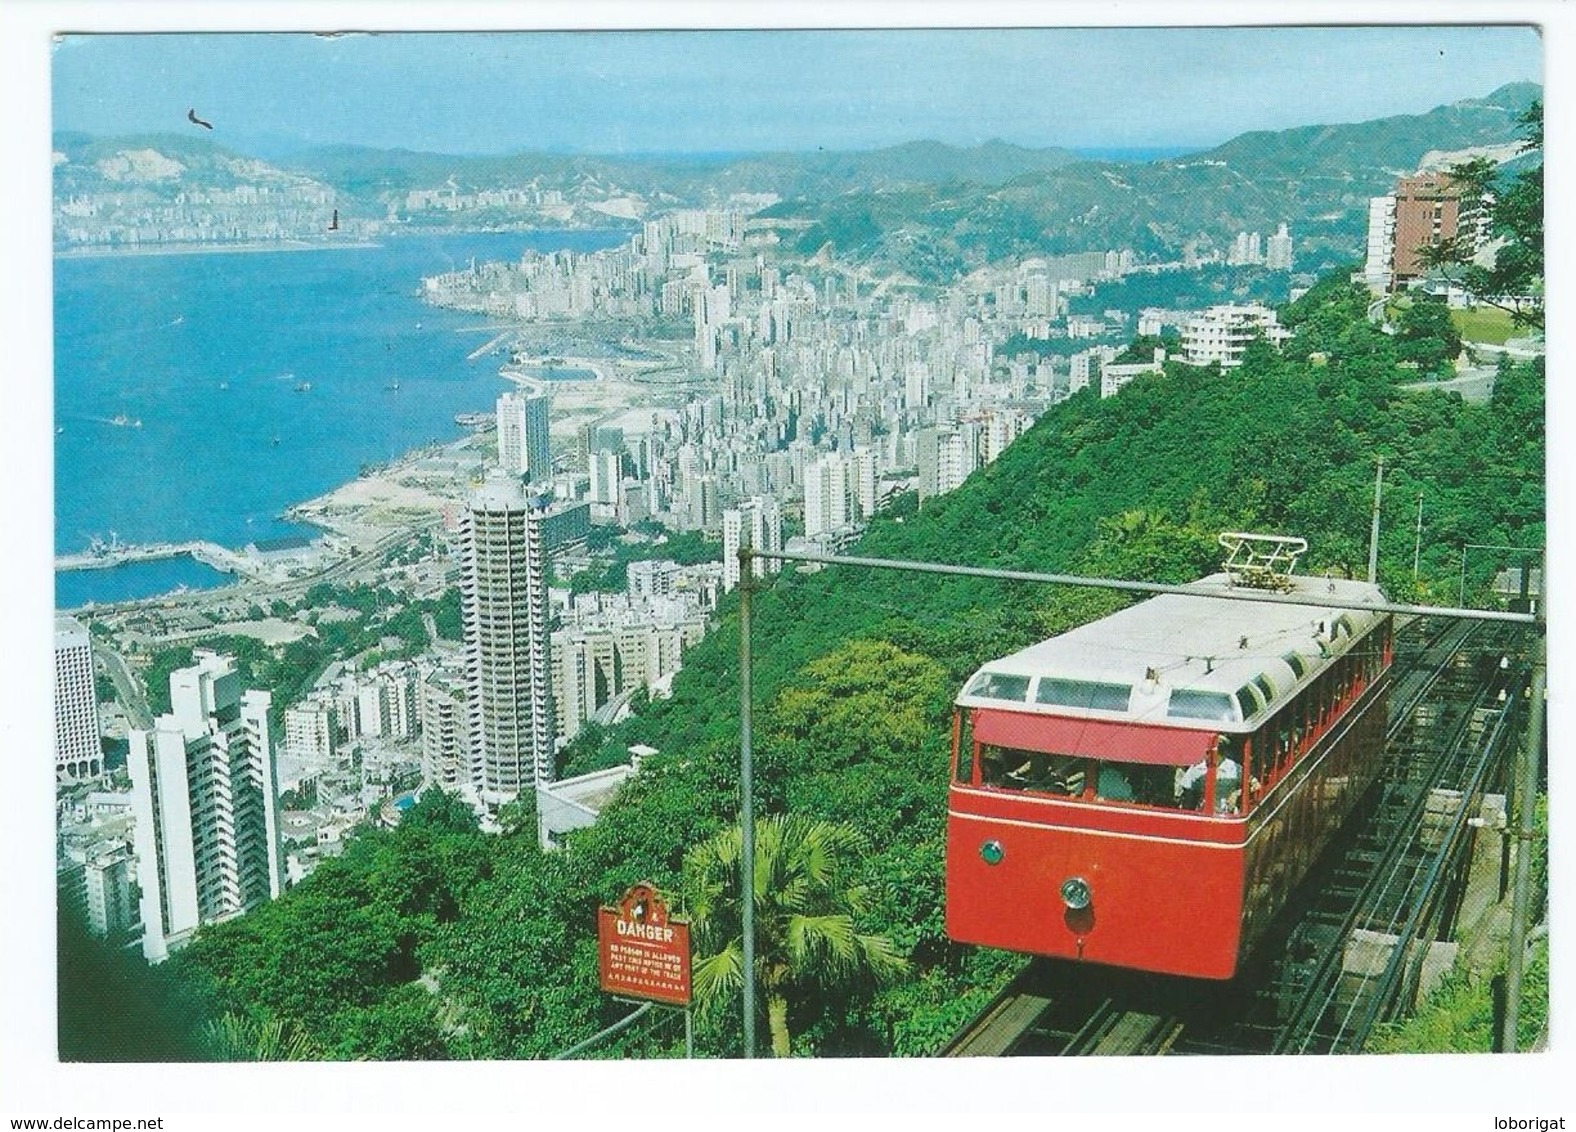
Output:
[101,643,153,730]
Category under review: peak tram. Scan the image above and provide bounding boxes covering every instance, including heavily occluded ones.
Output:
[945,560,1392,980]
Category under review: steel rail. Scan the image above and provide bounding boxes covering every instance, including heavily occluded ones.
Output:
[1272,623,1520,1052]
[1335,671,1525,1049]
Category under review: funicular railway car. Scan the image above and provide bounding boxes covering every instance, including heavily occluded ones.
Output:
[945,536,1393,980]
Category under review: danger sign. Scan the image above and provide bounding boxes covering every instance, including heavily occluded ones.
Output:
[597,883,692,1006]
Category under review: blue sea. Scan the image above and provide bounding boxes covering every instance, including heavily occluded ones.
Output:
[54,229,627,607]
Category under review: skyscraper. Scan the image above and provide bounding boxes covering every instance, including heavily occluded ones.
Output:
[497,390,553,483]
[461,471,556,802]
[55,614,100,781]
[128,651,282,962]
[1265,223,1294,271]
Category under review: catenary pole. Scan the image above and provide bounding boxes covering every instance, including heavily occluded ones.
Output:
[1368,455,1385,584]
[738,545,756,1059]
[1502,556,1546,1052]
[1413,493,1424,581]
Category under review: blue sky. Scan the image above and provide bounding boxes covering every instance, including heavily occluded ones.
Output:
[50,26,1543,155]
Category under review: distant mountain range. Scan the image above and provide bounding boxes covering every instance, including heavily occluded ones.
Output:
[52,81,1540,277]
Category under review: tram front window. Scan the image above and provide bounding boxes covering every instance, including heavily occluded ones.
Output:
[1096,762,1179,807]
[979,746,1086,795]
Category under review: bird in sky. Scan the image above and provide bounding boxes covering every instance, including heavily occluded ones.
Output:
[187,108,213,130]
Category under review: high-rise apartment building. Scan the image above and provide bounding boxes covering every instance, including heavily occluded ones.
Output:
[1391,173,1467,286]
[55,615,101,781]
[1363,173,1479,295]
[497,391,553,483]
[461,472,556,802]
[803,454,850,537]
[722,496,784,591]
[128,651,282,962]
[1364,195,1398,294]
[418,662,471,792]
[1265,223,1294,271]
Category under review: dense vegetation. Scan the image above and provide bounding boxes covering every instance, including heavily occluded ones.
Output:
[63,270,1544,1060]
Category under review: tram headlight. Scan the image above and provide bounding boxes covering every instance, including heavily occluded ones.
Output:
[980,840,1005,865]
[1060,876,1092,911]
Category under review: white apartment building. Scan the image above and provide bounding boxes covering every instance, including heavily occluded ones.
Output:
[627,558,681,602]
[722,496,784,591]
[803,454,850,537]
[129,651,283,962]
[1265,223,1294,272]
[283,700,337,763]
[1100,347,1167,399]
[55,615,101,781]
[1363,195,1397,295]
[1180,304,1292,369]
[461,472,556,802]
[58,841,137,942]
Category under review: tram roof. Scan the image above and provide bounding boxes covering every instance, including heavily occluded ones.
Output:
[957,572,1389,731]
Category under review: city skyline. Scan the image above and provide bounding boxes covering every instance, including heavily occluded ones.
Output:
[49,25,1541,156]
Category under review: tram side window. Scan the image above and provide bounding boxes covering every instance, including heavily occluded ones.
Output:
[979,746,1087,796]
[1275,716,1295,776]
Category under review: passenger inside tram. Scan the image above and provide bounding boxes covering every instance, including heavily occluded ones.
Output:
[1177,755,1243,813]
[977,745,1184,808]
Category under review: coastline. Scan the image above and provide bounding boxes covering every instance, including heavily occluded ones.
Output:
[54,239,382,260]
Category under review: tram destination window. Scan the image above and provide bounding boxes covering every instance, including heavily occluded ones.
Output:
[1034,678,1132,713]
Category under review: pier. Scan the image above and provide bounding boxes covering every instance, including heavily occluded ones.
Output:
[56,539,250,576]
[466,330,514,362]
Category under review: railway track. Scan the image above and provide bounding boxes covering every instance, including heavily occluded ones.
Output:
[941,616,1529,1057]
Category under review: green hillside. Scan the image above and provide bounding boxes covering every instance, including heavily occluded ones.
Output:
[63,269,1544,1061]
[768,82,1542,278]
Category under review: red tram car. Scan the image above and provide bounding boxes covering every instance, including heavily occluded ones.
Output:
[944,552,1392,980]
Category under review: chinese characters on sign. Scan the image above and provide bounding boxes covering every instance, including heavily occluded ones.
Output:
[597,882,692,1007]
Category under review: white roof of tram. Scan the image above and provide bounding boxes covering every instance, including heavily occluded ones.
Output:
[957,572,1389,732]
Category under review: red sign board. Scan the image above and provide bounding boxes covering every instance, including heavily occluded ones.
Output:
[597,883,692,1007]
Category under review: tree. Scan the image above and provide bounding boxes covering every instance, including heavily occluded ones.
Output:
[683,815,906,1056]
[1418,101,1543,329]
[1393,294,1463,373]
[202,1010,323,1061]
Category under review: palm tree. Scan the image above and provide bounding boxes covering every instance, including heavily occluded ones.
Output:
[202,1010,323,1061]
[683,814,906,1057]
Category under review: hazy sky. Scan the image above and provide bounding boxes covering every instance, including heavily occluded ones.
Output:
[50,26,1543,155]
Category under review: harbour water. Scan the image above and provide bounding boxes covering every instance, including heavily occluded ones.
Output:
[54,228,628,606]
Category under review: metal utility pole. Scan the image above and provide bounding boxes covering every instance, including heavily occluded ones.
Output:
[1367,455,1385,584]
[737,545,757,1059]
[1412,493,1424,581]
[1502,556,1546,1052]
